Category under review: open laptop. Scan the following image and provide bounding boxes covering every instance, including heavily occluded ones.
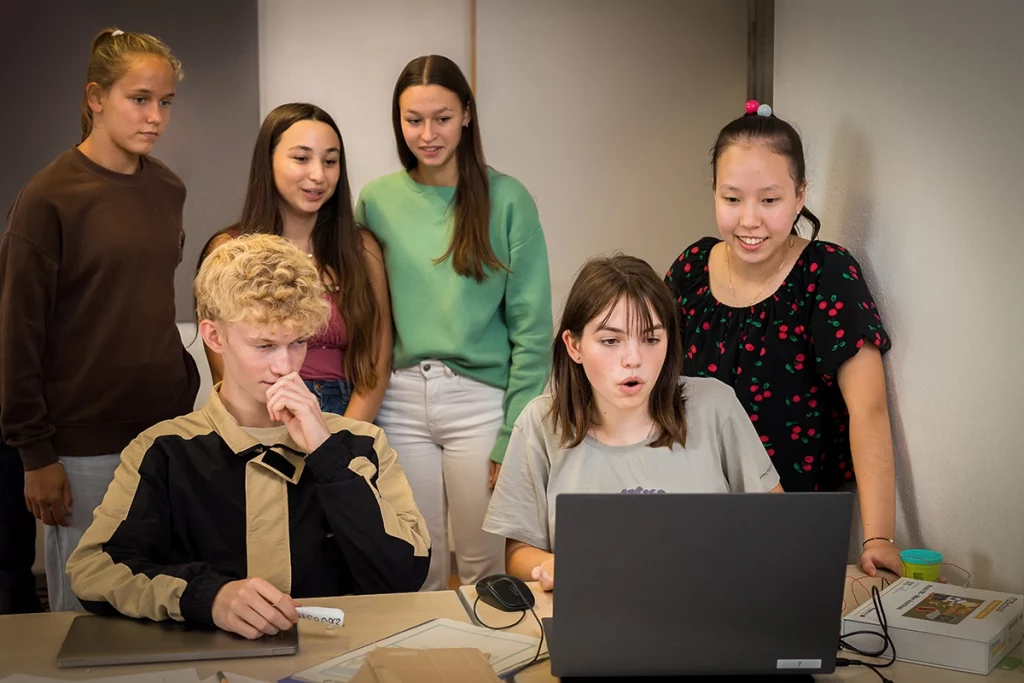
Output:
[545,492,853,680]
[57,613,299,668]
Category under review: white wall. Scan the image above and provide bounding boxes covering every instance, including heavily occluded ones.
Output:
[178,323,214,410]
[258,0,470,197]
[775,0,1024,592]
[259,0,749,317]
[476,0,748,315]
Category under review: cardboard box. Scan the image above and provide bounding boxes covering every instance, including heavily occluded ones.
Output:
[350,647,502,683]
[841,578,1023,674]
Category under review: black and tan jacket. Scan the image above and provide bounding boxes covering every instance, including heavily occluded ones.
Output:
[66,389,430,625]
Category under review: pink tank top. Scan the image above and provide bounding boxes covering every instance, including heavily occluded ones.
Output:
[302,294,348,381]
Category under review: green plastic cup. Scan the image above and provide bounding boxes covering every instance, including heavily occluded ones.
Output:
[900,548,943,582]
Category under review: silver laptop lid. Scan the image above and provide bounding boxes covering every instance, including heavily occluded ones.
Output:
[551,492,852,678]
[57,614,299,668]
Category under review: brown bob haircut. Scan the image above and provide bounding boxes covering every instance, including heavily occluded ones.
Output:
[549,254,687,449]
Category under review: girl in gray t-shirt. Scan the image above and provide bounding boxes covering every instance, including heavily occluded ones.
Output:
[483,255,781,591]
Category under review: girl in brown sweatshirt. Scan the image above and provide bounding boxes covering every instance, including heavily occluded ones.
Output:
[0,27,199,612]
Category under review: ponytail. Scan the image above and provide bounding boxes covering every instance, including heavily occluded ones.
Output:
[793,206,821,241]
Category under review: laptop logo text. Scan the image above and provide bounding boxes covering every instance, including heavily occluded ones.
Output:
[777,659,822,670]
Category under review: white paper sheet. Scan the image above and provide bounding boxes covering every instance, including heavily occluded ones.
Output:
[286,618,540,683]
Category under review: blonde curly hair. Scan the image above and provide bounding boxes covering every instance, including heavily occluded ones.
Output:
[195,234,329,336]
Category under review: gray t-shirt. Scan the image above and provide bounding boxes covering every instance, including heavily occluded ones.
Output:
[483,376,781,552]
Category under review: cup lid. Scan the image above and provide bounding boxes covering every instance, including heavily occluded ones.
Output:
[900,548,944,564]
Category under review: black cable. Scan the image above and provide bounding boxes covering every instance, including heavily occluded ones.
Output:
[526,604,545,667]
[471,584,546,672]
[472,594,527,629]
[840,660,893,683]
[839,585,894,660]
[511,584,545,670]
[837,585,897,683]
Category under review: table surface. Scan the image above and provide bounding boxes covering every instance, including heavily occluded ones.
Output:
[458,566,1024,682]
[2,569,1020,682]
[0,590,470,680]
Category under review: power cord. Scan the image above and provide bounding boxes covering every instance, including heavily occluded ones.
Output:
[472,584,545,674]
[837,585,896,683]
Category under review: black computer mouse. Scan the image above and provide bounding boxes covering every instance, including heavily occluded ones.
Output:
[476,573,535,612]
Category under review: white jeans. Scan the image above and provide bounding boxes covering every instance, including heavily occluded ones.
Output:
[377,361,506,591]
[44,454,121,611]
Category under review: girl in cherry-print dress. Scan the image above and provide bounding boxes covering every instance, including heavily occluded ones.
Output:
[664,103,901,577]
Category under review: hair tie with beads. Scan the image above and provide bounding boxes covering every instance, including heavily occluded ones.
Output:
[744,99,773,117]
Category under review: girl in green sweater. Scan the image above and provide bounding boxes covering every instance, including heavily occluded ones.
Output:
[356,55,553,591]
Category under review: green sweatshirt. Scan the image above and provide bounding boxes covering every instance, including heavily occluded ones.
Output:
[356,168,553,463]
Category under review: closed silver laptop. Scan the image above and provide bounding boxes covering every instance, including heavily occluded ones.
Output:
[57,614,298,668]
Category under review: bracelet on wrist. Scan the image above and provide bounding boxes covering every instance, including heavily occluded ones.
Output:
[862,536,895,547]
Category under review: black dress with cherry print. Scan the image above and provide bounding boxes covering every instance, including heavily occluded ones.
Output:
[664,237,891,493]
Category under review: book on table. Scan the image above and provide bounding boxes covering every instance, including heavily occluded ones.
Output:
[842,577,1023,674]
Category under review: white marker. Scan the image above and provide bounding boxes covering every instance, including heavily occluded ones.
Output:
[296,606,345,628]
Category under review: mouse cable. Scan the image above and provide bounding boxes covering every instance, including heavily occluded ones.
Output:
[472,594,527,630]
[472,587,546,672]
[521,603,545,670]
[510,583,545,671]
[836,585,896,683]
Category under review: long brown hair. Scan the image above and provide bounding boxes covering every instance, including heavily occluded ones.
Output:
[392,55,503,282]
[81,27,182,142]
[550,255,686,449]
[219,103,379,392]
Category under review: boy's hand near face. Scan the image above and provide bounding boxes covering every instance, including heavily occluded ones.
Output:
[265,373,330,452]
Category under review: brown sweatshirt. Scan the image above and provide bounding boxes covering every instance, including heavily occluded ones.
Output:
[0,147,199,471]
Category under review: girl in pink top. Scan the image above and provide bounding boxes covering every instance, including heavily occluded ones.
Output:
[200,103,390,419]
